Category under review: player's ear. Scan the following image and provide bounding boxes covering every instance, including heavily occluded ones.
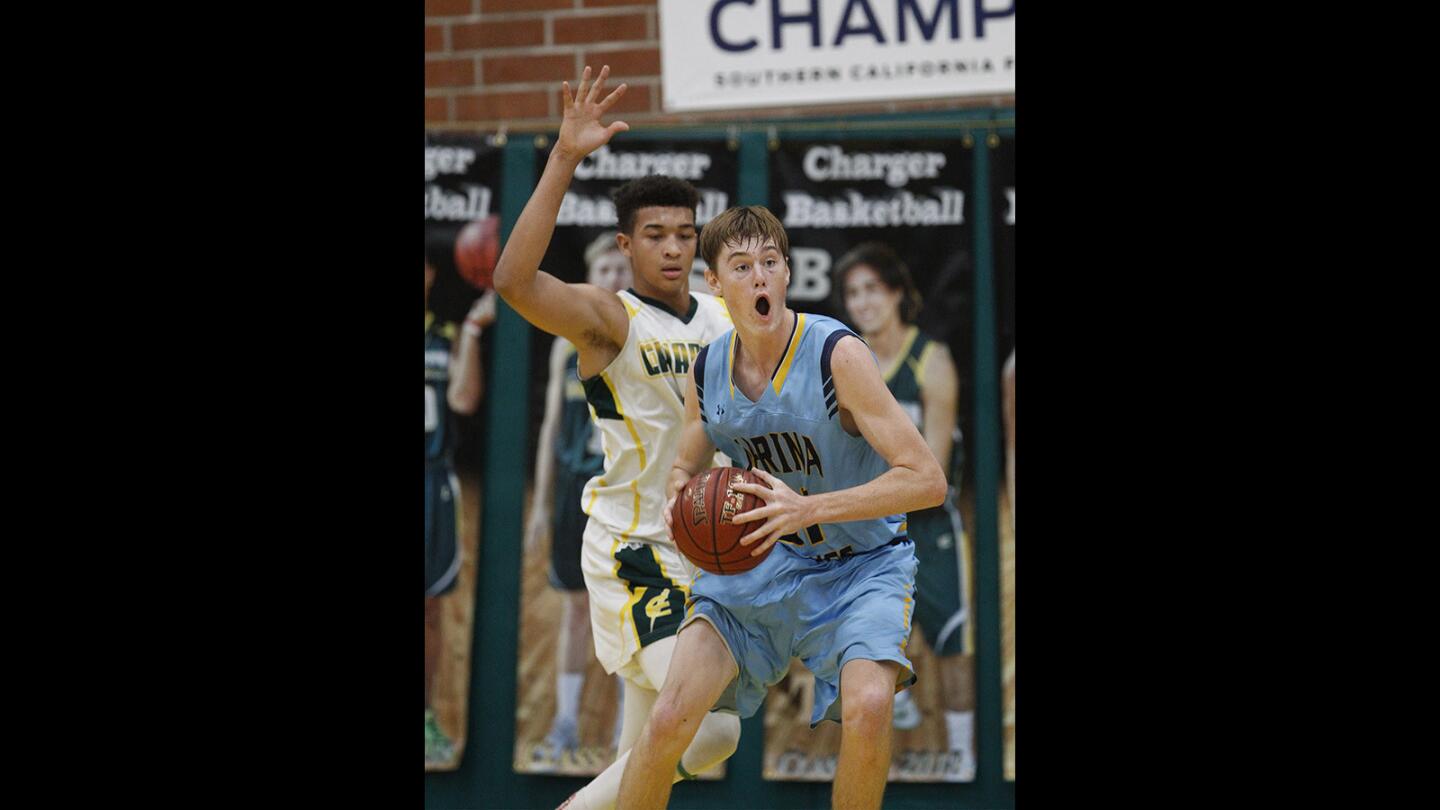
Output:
[616,232,632,258]
[704,265,722,295]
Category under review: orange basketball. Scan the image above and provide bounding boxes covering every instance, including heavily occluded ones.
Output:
[671,467,771,575]
[454,215,499,290]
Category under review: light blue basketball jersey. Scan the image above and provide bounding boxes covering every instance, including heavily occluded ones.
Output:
[694,312,907,561]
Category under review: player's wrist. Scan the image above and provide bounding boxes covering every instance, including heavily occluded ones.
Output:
[463,319,484,338]
[797,493,822,527]
[669,465,694,492]
[549,142,586,168]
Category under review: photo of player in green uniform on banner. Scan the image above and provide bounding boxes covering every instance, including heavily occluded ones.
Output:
[424,132,503,771]
[761,139,979,783]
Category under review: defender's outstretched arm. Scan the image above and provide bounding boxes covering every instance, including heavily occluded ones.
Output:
[492,65,632,362]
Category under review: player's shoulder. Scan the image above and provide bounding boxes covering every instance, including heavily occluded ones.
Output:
[690,290,734,324]
[801,312,849,336]
[913,329,954,368]
[820,322,877,381]
[909,327,947,361]
[613,287,640,307]
[800,313,866,355]
[686,291,732,348]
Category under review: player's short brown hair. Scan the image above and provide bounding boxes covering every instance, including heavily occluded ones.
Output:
[699,205,789,270]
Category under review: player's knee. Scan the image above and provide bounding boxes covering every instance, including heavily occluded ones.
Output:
[841,679,896,734]
[646,690,702,748]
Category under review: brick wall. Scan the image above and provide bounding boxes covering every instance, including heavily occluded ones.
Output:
[424,0,1012,131]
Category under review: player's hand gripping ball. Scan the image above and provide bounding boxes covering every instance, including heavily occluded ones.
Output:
[671,467,771,574]
[454,214,500,290]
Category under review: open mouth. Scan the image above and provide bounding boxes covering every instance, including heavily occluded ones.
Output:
[755,295,771,317]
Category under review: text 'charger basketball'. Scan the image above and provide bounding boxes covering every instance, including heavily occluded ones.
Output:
[671,467,771,574]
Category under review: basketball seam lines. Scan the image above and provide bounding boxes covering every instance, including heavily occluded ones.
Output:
[708,468,724,575]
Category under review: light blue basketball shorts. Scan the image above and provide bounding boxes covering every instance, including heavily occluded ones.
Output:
[680,538,919,727]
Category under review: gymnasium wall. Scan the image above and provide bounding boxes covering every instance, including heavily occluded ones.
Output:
[424,0,1015,129]
[424,119,1015,809]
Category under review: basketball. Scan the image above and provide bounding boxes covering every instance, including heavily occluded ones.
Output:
[454,214,500,290]
[670,467,771,575]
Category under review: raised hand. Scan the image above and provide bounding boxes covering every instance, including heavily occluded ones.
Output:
[555,65,630,162]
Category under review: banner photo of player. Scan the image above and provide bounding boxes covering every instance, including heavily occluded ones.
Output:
[761,139,979,783]
[424,132,504,771]
[990,135,1015,781]
[512,140,739,778]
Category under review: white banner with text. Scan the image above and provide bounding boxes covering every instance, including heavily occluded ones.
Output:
[659,0,1015,112]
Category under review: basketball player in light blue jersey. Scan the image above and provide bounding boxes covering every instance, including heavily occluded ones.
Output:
[616,206,947,810]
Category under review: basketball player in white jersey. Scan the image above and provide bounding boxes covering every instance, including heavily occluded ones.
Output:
[492,65,739,810]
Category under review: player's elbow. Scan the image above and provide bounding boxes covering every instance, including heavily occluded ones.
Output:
[491,257,524,301]
[491,263,512,295]
[919,459,947,508]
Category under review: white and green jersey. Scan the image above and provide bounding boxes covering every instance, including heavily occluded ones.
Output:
[579,288,732,547]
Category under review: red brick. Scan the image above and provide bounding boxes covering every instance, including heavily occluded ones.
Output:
[584,0,655,7]
[553,12,648,44]
[482,53,576,84]
[582,47,659,79]
[426,97,450,122]
[555,82,650,115]
[426,58,475,88]
[456,90,551,121]
[425,25,444,53]
[425,0,472,16]
[452,19,544,50]
[481,0,569,12]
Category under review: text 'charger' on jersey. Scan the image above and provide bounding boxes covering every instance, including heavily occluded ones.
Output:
[579,289,733,546]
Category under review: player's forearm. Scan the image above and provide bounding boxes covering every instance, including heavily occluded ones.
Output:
[447,326,485,414]
[492,150,582,302]
[673,423,715,477]
[668,421,716,497]
[801,460,946,526]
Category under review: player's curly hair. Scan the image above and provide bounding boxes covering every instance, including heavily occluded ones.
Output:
[698,205,789,270]
[832,241,923,324]
[612,175,700,235]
